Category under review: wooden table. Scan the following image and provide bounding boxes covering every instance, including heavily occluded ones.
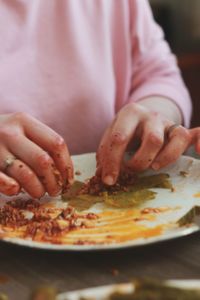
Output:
[0,230,200,299]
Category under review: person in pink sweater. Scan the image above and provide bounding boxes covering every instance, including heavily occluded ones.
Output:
[0,0,196,198]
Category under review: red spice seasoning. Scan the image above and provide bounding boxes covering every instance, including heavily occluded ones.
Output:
[0,198,98,243]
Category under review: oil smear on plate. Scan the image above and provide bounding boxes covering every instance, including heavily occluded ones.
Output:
[0,173,176,246]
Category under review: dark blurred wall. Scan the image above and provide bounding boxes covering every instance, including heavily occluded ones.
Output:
[150,0,200,127]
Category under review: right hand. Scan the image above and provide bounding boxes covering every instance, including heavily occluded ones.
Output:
[189,127,200,154]
[96,102,190,185]
[0,112,73,198]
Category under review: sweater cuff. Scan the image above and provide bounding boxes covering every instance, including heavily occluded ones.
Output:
[129,82,192,128]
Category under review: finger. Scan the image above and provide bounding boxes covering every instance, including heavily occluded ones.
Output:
[7,136,63,196]
[0,172,20,196]
[126,118,166,171]
[17,113,73,184]
[99,108,140,185]
[5,159,46,198]
[96,126,112,175]
[152,126,190,170]
[0,147,46,198]
[196,136,200,154]
[189,128,200,153]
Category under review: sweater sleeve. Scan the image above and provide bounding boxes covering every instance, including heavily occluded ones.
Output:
[128,0,192,127]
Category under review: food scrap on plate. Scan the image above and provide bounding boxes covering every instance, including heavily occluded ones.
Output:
[0,171,175,246]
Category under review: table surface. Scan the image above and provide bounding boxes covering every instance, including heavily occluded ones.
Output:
[0,230,200,300]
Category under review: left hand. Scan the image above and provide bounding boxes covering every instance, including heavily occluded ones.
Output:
[96,102,191,185]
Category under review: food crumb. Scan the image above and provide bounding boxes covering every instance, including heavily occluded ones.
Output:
[171,186,175,192]
[75,170,81,176]
[179,171,189,177]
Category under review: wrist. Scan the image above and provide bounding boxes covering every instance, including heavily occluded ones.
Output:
[136,96,182,125]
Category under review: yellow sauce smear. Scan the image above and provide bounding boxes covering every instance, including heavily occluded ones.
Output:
[57,209,162,245]
[0,207,164,245]
[193,192,200,198]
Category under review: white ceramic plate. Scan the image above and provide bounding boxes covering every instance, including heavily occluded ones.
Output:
[0,153,200,251]
[57,280,200,300]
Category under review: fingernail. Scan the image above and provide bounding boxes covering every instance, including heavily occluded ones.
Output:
[152,162,160,170]
[103,175,114,185]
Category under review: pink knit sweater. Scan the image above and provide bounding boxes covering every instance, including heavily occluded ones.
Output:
[0,0,192,154]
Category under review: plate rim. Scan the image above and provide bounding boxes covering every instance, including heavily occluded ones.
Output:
[0,153,200,251]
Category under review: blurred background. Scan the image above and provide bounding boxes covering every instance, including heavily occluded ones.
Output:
[150,0,200,127]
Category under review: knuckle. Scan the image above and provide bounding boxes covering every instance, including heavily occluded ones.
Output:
[18,166,36,183]
[122,103,142,117]
[131,103,146,115]
[12,111,29,122]
[0,115,24,141]
[51,135,66,151]
[0,126,22,141]
[23,170,36,182]
[148,133,163,148]
[172,126,189,139]
[36,153,53,170]
[110,132,128,146]
[121,104,134,115]
[150,111,161,118]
